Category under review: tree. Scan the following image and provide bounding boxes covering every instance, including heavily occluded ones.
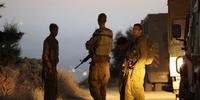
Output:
[0,23,24,66]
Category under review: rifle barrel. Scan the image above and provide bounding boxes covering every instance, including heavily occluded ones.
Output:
[73,55,91,70]
[74,62,83,69]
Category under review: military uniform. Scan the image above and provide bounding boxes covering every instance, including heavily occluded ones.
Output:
[86,28,113,100]
[124,36,154,100]
[42,35,59,100]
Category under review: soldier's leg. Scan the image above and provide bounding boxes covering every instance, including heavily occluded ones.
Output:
[50,82,57,100]
[46,72,57,100]
[134,86,145,100]
[43,64,49,100]
[100,63,110,100]
[48,65,58,100]
[100,75,108,100]
[132,74,145,100]
[89,80,102,100]
[100,82,107,100]
[125,70,134,100]
[125,80,134,100]
[119,70,127,100]
[89,64,102,100]
[131,68,145,100]
[44,78,54,100]
[44,82,48,100]
[53,71,58,100]
[120,81,126,100]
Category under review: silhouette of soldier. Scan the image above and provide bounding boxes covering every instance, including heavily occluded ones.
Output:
[116,37,129,100]
[42,23,59,100]
[86,13,113,100]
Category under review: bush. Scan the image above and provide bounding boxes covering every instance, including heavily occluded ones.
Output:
[0,23,24,66]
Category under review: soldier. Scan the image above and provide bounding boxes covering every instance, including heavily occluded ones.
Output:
[85,13,113,100]
[116,37,129,100]
[123,23,156,100]
[42,23,59,100]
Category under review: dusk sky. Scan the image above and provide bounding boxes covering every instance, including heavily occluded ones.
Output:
[0,0,168,80]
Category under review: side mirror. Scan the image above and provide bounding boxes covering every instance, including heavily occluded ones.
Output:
[176,56,184,74]
[172,24,181,38]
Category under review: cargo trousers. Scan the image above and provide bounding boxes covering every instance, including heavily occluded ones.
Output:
[89,62,110,100]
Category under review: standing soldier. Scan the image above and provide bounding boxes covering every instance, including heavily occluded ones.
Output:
[42,23,59,100]
[123,23,156,100]
[115,37,129,100]
[86,13,113,100]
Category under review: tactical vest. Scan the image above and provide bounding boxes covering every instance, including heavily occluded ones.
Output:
[94,29,113,56]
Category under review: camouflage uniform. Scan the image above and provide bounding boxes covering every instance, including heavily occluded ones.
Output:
[86,28,113,100]
[124,36,154,100]
[42,35,59,100]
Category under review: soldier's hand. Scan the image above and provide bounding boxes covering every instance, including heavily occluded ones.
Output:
[47,62,53,73]
[85,41,90,50]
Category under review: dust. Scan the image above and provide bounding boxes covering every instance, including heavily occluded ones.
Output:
[0,58,92,100]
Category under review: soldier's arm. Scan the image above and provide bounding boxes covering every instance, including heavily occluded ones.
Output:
[56,39,59,64]
[43,41,53,70]
[57,43,59,63]
[85,33,98,51]
[141,39,148,63]
[44,53,53,70]
[134,39,148,67]
[43,41,50,61]
[146,39,159,66]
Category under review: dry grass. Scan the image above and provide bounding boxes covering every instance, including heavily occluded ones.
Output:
[58,69,91,100]
[32,88,43,100]
[0,66,19,98]
[0,58,91,100]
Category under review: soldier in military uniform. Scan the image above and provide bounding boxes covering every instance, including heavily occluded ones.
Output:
[122,24,156,100]
[85,13,113,100]
[114,37,129,100]
[42,23,59,100]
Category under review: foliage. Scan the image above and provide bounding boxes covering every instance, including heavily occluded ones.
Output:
[0,23,24,66]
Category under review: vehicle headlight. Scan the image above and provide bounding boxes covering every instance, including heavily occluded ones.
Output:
[169,56,184,76]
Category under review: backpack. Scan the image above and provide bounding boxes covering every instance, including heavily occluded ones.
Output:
[94,28,113,56]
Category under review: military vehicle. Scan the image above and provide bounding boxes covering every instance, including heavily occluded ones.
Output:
[168,0,200,99]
